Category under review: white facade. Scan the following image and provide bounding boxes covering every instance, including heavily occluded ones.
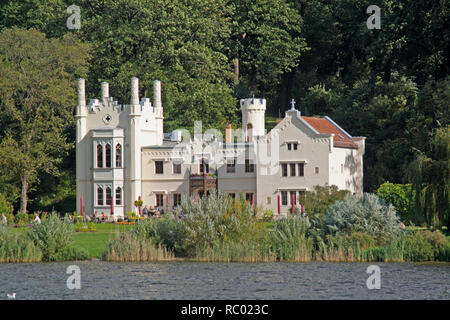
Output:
[76,78,365,218]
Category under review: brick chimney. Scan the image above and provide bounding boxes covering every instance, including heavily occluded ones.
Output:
[225,123,232,143]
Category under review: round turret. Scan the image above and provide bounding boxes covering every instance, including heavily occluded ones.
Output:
[240,98,266,141]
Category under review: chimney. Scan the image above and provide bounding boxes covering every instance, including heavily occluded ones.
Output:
[101,81,109,100]
[225,123,232,143]
[77,78,86,108]
[131,77,139,105]
[153,80,162,108]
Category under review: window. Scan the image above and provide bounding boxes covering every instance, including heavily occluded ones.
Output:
[115,144,122,167]
[341,164,344,174]
[290,191,296,205]
[315,167,320,174]
[246,123,253,142]
[281,163,288,176]
[105,144,111,168]
[281,191,287,206]
[173,193,181,207]
[173,163,181,174]
[155,161,164,174]
[290,163,296,176]
[227,158,236,173]
[245,193,254,202]
[267,197,271,205]
[298,191,306,203]
[293,143,298,150]
[245,159,254,173]
[106,187,112,205]
[156,194,164,207]
[115,187,121,205]
[97,144,103,168]
[199,158,209,174]
[298,163,305,177]
[228,193,236,199]
[97,187,103,205]
[287,143,292,150]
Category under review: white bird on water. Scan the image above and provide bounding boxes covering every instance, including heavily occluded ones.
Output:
[7,293,16,299]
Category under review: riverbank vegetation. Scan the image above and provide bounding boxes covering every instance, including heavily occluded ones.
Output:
[102,191,450,263]
[1,191,449,263]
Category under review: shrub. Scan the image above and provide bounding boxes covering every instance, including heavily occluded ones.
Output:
[377,182,415,224]
[14,212,29,226]
[324,193,400,240]
[133,215,185,254]
[0,193,14,224]
[262,208,274,222]
[179,191,265,256]
[302,185,349,219]
[27,213,74,261]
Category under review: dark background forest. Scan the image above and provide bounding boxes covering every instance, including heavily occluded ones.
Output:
[0,0,448,226]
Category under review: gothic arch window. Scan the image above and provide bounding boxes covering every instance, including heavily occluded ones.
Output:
[246,123,253,142]
[105,144,111,168]
[97,144,103,168]
[115,187,122,205]
[97,187,104,205]
[106,187,112,205]
[115,144,122,167]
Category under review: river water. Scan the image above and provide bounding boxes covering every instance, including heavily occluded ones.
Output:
[0,261,449,300]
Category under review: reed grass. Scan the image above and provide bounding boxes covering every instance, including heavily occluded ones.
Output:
[102,232,175,262]
[0,226,42,263]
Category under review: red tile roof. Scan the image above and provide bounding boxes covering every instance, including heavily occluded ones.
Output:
[301,116,358,149]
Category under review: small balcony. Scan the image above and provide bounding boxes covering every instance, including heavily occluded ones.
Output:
[189,171,217,196]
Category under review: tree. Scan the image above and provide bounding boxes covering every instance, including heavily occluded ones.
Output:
[409,127,450,229]
[78,0,238,132]
[230,0,307,99]
[0,28,90,213]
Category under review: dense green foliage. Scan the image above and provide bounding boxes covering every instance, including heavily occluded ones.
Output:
[0,0,448,228]
[0,225,43,263]
[300,185,349,219]
[409,127,450,229]
[27,213,75,261]
[377,182,415,224]
[102,193,449,262]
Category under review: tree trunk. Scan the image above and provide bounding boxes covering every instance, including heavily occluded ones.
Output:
[250,65,257,95]
[233,58,239,83]
[19,173,28,213]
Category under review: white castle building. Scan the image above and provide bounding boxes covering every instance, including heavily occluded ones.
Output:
[76,78,365,218]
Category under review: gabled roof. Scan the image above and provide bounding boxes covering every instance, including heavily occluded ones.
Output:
[301,116,358,149]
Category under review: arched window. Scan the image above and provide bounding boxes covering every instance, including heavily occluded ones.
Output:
[97,187,104,205]
[106,187,112,205]
[246,123,253,142]
[105,144,111,168]
[199,158,209,174]
[97,144,103,168]
[115,187,122,205]
[115,144,122,167]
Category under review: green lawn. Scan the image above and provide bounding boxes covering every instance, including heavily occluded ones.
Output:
[73,223,135,258]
